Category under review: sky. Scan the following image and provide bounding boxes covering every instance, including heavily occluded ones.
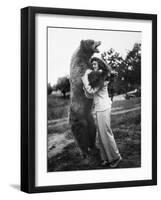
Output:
[48,27,141,85]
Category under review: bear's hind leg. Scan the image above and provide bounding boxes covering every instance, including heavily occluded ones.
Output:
[87,114,98,152]
[71,119,89,158]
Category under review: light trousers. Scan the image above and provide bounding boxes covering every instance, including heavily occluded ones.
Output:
[96,108,120,163]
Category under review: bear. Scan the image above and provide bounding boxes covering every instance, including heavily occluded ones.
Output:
[69,39,101,158]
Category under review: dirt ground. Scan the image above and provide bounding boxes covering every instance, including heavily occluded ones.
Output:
[47,96,141,172]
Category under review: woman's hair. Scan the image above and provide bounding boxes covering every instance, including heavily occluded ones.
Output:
[90,57,108,72]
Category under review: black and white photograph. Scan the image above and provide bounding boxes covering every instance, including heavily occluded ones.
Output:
[0,0,159,197]
[47,27,141,172]
[21,7,157,193]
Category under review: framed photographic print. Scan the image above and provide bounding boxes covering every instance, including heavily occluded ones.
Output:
[21,6,157,193]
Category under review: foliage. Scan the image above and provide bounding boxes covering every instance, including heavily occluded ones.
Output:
[55,76,70,97]
[48,83,53,95]
[102,43,141,96]
[48,94,70,120]
[102,48,123,70]
[124,43,141,85]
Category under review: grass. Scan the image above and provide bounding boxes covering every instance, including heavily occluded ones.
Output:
[112,97,141,110]
[48,94,70,120]
[48,94,141,120]
[47,94,141,172]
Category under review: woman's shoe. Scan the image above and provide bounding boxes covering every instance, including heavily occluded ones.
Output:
[101,160,109,166]
[109,156,122,168]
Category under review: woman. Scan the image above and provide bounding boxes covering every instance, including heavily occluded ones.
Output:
[81,57,122,168]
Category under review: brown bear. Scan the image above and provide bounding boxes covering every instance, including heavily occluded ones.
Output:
[69,39,101,158]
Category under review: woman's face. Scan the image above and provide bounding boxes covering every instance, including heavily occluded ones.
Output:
[92,61,99,71]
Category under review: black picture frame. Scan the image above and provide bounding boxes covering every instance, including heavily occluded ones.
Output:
[21,6,157,193]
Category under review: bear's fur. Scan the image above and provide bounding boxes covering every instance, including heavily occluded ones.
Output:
[69,39,101,157]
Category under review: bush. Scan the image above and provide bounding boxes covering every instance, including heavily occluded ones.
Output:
[48,83,53,95]
[56,76,70,97]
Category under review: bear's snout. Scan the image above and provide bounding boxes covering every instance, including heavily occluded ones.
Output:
[94,41,101,53]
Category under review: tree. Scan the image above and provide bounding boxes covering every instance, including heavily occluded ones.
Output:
[99,44,141,96]
[52,84,57,91]
[124,43,141,86]
[102,49,125,96]
[48,83,53,95]
[102,48,123,71]
[56,76,70,97]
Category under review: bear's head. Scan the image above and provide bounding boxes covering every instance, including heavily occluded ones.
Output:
[80,39,101,56]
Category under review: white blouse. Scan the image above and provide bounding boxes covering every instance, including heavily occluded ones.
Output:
[81,69,112,112]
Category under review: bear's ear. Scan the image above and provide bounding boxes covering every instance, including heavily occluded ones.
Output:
[80,40,85,47]
[80,40,89,51]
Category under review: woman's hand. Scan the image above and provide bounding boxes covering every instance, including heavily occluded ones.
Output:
[111,70,118,77]
[104,81,109,86]
[101,52,108,62]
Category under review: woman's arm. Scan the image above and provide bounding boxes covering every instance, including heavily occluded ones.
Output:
[81,70,100,94]
[101,52,118,77]
[83,83,100,94]
[101,52,112,73]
